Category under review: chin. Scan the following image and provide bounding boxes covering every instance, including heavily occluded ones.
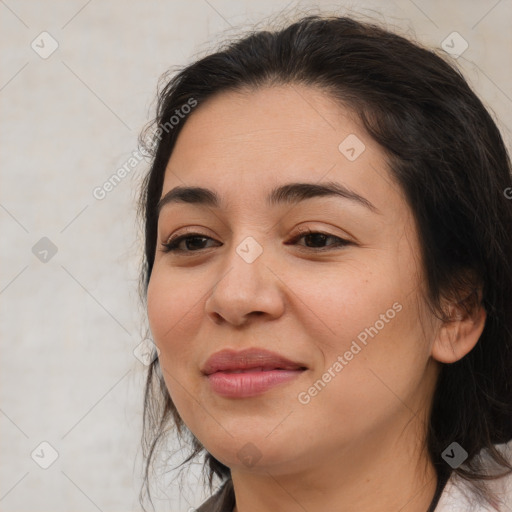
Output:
[199,431,303,474]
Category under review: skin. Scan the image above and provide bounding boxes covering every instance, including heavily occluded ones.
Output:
[146,84,486,512]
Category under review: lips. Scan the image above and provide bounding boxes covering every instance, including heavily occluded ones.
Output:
[201,347,307,375]
[201,348,307,398]
[222,367,284,374]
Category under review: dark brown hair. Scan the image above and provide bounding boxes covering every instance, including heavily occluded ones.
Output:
[137,13,512,511]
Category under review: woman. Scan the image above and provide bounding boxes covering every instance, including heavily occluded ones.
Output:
[137,14,512,512]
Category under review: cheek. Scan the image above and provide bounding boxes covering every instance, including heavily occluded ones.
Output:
[147,269,195,344]
[147,274,173,351]
[292,261,398,348]
[146,271,204,420]
[295,257,430,393]
[146,273,170,341]
[146,270,203,379]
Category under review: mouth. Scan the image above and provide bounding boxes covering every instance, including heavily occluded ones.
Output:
[201,347,307,375]
[206,368,306,398]
[218,366,302,374]
[201,348,307,398]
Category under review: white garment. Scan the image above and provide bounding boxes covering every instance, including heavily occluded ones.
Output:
[435,442,512,512]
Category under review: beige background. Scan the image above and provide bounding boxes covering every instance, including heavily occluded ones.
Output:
[1,0,511,510]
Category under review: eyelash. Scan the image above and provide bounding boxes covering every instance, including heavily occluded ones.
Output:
[160,229,351,255]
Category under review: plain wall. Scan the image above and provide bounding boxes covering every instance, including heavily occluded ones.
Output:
[1,0,511,510]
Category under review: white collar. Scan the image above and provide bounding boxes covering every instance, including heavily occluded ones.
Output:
[435,442,512,511]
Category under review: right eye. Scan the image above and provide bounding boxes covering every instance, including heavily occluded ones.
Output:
[160,233,220,254]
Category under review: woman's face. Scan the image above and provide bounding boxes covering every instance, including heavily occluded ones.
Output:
[147,84,441,475]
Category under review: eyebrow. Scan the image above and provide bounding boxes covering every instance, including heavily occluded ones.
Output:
[156,180,379,215]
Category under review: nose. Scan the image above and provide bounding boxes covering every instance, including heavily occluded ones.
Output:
[204,240,286,327]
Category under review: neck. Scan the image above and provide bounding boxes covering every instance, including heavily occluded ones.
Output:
[231,419,438,512]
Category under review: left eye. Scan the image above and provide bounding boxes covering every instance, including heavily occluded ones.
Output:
[287,230,350,251]
[159,230,350,255]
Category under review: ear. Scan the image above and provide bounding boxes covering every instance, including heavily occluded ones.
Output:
[431,288,486,364]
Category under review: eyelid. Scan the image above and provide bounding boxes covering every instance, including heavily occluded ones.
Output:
[162,226,214,245]
[287,228,352,250]
[291,224,356,244]
[160,225,355,256]
[161,225,350,245]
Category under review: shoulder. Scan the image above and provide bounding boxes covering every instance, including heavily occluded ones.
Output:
[435,442,512,512]
[195,478,235,512]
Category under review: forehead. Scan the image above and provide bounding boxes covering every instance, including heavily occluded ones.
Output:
[161,84,404,216]
[169,85,361,166]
